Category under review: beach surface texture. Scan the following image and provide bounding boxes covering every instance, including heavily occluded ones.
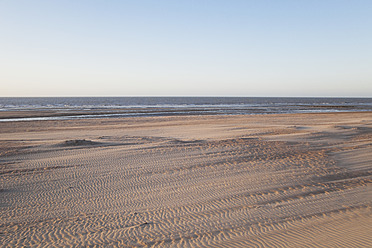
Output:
[1,112,371,247]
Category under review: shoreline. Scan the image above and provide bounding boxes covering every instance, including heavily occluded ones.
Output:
[1,112,371,247]
[0,109,371,122]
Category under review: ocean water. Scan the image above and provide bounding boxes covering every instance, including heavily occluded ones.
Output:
[0,97,371,121]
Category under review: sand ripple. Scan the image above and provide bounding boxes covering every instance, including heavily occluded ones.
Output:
[1,113,371,247]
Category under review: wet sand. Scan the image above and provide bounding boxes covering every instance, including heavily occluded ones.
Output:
[1,112,371,247]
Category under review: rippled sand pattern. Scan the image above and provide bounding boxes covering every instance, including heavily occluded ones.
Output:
[1,113,371,247]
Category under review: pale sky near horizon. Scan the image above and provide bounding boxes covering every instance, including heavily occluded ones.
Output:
[1,1,371,97]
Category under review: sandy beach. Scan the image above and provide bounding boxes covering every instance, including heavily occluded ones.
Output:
[1,112,371,247]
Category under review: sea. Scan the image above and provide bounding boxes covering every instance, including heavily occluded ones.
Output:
[0,97,371,122]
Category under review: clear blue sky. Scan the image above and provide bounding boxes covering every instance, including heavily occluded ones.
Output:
[1,0,371,97]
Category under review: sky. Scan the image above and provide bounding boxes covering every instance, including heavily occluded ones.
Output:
[1,0,371,97]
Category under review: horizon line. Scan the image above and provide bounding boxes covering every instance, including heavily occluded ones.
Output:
[0,95,371,98]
